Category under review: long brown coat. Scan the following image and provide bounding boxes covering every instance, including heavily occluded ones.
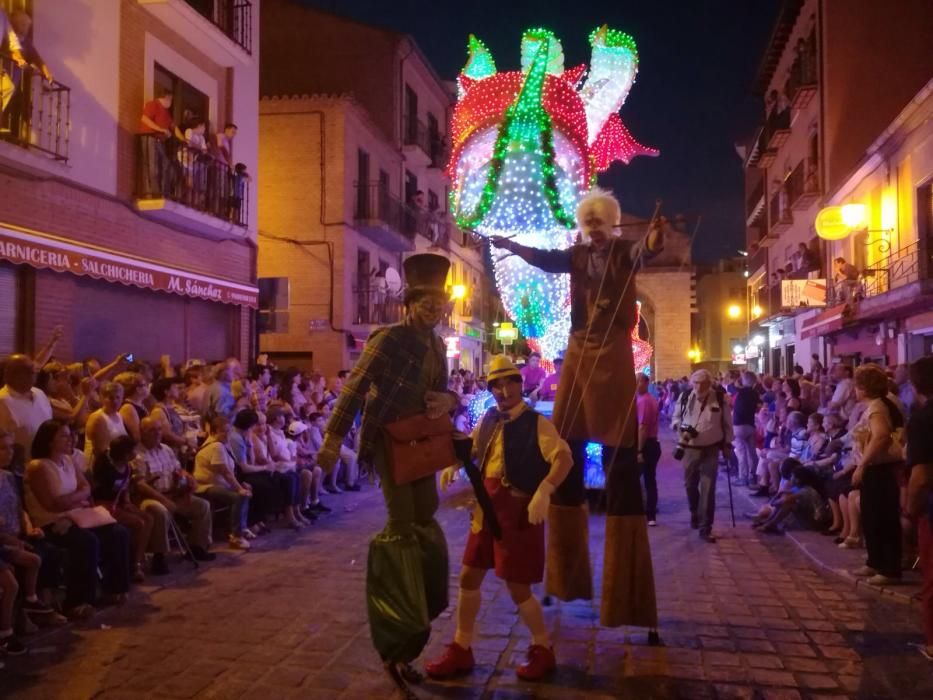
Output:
[510,237,643,447]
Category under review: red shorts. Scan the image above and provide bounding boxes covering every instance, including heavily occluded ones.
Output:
[462,478,544,585]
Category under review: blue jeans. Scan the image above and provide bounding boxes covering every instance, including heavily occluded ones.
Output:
[202,486,250,536]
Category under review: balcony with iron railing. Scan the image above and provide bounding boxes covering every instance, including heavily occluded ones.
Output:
[746,176,765,219]
[138,0,252,66]
[184,0,252,54]
[0,50,71,163]
[353,288,404,326]
[784,32,818,110]
[403,115,446,167]
[354,182,416,252]
[769,191,793,236]
[786,158,820,211]
[827,240,926,308]
[135,133,249,234]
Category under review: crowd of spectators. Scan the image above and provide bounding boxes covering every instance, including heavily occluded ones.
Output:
[0,330,363,655]
[656,358,930,584]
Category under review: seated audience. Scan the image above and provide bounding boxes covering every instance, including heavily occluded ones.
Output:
[84,382,128,462]
[115,372,150,443]
[25,420,130,618]
[132,417,215,563]
[92,435,153,582]
[194,416,254,550]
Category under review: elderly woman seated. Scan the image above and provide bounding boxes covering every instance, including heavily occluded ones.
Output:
[24,420,131,619]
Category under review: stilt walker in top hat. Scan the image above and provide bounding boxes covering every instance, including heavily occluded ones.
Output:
[317,253,460,699]
[490,187,662,631]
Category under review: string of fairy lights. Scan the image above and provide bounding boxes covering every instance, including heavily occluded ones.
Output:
[448,25,658,362]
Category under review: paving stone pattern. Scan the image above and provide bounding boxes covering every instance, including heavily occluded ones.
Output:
[2,433,931,699]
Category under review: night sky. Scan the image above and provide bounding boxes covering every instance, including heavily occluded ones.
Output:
[299,0,780,263]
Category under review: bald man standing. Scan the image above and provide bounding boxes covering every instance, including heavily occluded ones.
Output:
[0,354,53,460]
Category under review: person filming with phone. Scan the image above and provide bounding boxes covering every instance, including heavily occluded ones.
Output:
[671,369,734,543]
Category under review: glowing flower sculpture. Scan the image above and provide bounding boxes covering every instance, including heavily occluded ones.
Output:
[449,26,658,358]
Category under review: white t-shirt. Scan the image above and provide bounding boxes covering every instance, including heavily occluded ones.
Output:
[0,386,53,458]
[194,438,235,490]
[831,378,856,419]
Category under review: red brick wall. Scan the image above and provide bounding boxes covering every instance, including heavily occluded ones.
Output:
[0,173,253,284]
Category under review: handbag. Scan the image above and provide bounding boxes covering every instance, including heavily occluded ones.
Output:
[66,505,117,529]
[382,413,456,486]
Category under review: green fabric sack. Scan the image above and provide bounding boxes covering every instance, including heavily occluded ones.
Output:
[367,532,431,663]
[412,519,449,621]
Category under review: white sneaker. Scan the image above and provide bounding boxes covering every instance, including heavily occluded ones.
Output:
[228,535,251,550]
[647,520,657,527]
[242,528,258,540]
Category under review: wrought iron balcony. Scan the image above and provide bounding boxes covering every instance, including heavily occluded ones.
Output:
[0,50,71,162]
[354,182,416,252]
[184,0,252,54]
[353,288,403,326]
[784,32,818,110]
[135,133,248,227]
[786,158,820,211]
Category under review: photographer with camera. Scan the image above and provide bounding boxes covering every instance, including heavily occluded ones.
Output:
[671,370,735,543]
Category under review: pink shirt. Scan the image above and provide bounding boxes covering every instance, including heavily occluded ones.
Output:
[539,372,561,401]
[636,391,659,439]
[521,365,547,393]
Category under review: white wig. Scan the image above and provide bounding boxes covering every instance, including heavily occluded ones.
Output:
[575,187,622,237]
[690,369,712,384]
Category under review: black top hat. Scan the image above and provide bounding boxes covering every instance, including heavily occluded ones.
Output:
[403,254,450,303]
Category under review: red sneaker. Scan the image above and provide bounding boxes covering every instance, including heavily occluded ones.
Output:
[516,644,556,681]
[425,642,475,679]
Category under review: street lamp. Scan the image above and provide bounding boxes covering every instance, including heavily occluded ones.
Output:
[727,304,742,320]
[450,284,467,300]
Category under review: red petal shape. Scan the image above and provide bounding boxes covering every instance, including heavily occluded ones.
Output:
[590,113,659,172]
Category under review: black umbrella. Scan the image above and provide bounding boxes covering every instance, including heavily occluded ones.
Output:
[453,436,502,540]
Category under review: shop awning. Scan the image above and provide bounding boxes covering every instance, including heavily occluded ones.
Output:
[0,223,258,308]
[799,303,847,339]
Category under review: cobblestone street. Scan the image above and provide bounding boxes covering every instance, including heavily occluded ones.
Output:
[2,434,931,700]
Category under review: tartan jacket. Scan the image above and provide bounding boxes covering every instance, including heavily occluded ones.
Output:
[324,319,448,459]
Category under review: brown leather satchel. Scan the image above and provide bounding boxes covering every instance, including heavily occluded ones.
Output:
[382,413,457,485]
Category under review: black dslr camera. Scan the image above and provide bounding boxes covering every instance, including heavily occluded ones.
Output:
[672,425,699,461]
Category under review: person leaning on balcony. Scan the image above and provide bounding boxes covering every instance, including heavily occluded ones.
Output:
[0,8,26,115]
[140,88,185,197]
[7,10,51,84]
[833,257,860,303]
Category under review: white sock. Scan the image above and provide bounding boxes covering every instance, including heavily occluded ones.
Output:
[453,588,482,649]
[517,596,549,647]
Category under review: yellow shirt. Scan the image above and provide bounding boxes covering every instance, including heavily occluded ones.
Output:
[469,402,572,532]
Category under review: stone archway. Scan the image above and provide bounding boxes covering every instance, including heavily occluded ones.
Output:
[636,269,693,380]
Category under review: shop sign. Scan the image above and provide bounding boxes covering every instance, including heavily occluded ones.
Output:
[495,322,518,344]
[445,336,460,358]
[462,325,482,339]
[781,279,827,309]
[731,351,746,365]
[744,344,760,359]
[0,224,258,308]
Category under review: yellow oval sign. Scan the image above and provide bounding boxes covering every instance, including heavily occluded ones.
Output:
[815,206,852,241]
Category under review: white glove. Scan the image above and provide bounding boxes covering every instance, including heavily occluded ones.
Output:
[439,466,459,492]
[527,480,555,525]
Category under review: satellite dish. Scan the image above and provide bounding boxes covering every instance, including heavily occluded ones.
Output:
[385,267,402,294]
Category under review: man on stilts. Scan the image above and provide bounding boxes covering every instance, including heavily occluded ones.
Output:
[425,355,573,681]
[317,254,460,699]
[490,187,662,633]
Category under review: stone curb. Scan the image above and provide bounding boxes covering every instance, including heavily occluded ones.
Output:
[731,478,922,609]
